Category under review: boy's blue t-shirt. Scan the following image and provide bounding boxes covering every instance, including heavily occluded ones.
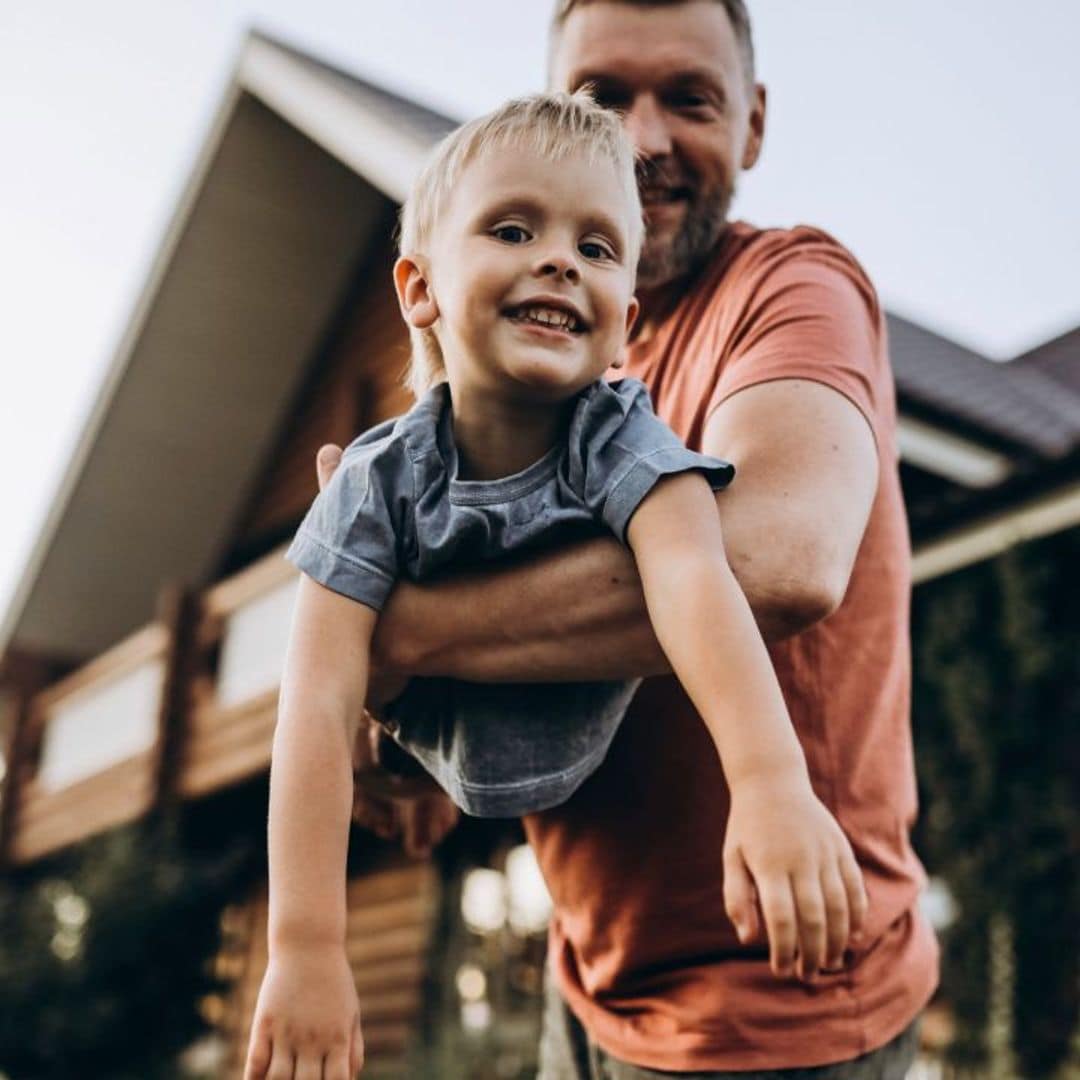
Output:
[285,377,733,816]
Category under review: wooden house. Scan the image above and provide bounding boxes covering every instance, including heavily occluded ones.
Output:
[1,29,1078,1078]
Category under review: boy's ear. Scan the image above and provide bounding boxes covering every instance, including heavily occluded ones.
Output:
[393,255,439,329]
[611,296,640,370]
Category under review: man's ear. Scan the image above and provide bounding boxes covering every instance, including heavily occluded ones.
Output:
[611,295,641,369]
[393,255,439,329]
[741,83,767,170]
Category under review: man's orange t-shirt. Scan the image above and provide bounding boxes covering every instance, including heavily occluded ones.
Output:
[523,222,939,1072]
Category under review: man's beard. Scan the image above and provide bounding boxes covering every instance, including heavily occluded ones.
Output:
[636,181,734,290]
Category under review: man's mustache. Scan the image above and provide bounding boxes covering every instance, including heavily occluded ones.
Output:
[635,158,695,195]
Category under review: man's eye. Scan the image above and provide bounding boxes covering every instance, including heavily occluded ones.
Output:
[579,240,613,261]
[589,87,630,113]
[669,92,712,111]
[492,225,530,243]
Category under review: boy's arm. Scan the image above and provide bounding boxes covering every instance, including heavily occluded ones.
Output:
[364,378,878,681]
[624,471,867,979]
[244,575,372,1079]
[267,574,374,946]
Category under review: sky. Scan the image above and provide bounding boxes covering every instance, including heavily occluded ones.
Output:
[1,1,1079,630]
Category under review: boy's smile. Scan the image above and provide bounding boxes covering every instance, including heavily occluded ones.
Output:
[417,145,640,406]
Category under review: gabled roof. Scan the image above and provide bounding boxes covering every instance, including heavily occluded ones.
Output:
[0,31,458,661]
[889,315,1080,461]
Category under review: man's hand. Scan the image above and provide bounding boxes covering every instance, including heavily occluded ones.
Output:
[317,443,460,857]
[350,708,459,857]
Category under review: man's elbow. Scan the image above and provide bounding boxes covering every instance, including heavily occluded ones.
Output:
[754,552,850,639]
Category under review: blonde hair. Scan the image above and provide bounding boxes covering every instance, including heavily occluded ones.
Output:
[397,90,643,399]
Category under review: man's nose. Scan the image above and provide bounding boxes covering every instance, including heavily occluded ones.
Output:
[623,95,672,159]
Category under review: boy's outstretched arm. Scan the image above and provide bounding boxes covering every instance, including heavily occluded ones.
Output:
[625,471,868,981]
[244,576,373,1080]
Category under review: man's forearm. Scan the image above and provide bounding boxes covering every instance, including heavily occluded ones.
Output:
[372,497,831,684]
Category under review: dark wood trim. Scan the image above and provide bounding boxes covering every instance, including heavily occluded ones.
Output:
[151,584,201,815]
[0,650,58,870]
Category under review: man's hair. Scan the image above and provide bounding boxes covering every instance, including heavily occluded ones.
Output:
[549,0,756,88]
[397,90,643,399]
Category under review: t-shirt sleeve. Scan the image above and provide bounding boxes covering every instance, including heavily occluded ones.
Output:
[571,379,735,543]
[284,433,410,612]
[706,233,888,453]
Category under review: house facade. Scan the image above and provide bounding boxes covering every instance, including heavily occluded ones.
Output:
[1,30,1078,1079]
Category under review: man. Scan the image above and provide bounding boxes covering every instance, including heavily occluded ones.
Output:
[323,2,938,1075]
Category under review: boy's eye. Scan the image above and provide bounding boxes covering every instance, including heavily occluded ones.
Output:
[492,224,530,244]
[579,240,614,261]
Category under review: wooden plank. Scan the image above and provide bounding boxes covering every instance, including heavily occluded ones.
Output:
[359,1021,412,1057]
[178,722,274,798]
[17,752,155,824]
[355,987,421,1024]
[152,584,201,813]
[347,863,436,908]
[187,687,278,737]
[12,785,154,864]
[203,547,294,620]
[346,892,435,937]
[33,624,168,714]
[345,923,428,967]
[0,650,56,870]
[17,761,153,834]
[185,703,276,767]
[350,954,426,994]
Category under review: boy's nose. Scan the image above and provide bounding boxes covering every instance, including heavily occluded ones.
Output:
[537,252,580,283]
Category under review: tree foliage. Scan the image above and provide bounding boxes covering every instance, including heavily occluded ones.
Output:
[912,528,1080,1076]
[0,808,254,1080]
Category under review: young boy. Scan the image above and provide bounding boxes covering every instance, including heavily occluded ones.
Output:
[244,92,866,1079]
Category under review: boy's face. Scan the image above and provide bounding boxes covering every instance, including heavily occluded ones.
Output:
[404,145,639,405]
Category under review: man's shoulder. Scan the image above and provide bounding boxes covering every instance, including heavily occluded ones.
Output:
[688,221,881,325]
[720,221,871,280]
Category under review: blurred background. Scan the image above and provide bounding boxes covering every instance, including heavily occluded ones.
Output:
[1,2,1078,1077]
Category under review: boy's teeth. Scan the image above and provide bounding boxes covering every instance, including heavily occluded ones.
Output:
[514,306,579,331]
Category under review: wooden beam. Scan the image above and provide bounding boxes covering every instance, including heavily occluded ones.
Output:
[151,584,201,815]
[0,650,63,870]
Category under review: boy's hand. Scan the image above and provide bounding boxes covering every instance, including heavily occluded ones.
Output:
[244,943,363,1079]
[722,776,867,980]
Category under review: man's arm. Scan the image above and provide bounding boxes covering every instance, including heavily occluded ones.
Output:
[362,378,878,683]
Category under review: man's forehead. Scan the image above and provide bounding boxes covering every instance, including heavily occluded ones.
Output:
[550,1,743,91]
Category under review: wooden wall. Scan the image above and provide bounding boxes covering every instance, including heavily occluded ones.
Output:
[218,858,440,1079]
[234,237,414,556]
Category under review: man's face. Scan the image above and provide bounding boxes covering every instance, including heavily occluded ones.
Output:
[550,0,765,289]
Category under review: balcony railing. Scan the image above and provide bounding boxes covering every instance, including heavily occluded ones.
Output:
[3,544,299,866]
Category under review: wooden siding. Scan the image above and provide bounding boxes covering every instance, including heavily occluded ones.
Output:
[236,238,413,551]
[11,751,157,865]
[8,625,169,865]
[219,859,439,1079]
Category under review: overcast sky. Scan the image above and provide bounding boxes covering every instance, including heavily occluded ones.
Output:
[2,1,1079,628]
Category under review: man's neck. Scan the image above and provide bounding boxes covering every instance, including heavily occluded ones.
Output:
[631,278,689,345]
[631,225,734,344]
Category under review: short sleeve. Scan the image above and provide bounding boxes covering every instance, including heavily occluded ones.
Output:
[285,432,411,612]
[570,379,734,543]
[704,231,888,453]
